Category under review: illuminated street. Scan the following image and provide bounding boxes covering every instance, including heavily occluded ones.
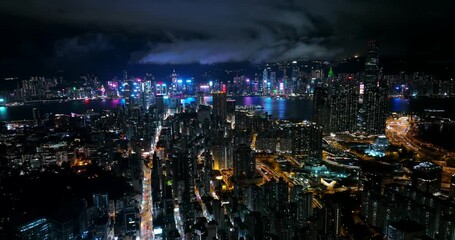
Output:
[140,123,163,239]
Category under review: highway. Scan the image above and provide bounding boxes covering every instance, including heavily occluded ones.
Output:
[256,161,297,186]
[386,116,455,161]
[386,116,420,152]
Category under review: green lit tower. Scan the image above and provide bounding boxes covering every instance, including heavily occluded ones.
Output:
[328,67,335,79]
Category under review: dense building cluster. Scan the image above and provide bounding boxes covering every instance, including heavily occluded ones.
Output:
[2,42,455,240]
[360,161,455,239]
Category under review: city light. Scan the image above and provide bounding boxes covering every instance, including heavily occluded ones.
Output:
[153,228,163,235]
[0,1,451,240]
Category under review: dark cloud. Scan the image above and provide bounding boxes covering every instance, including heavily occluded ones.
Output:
[0,0,453,68]
[55,33,112,58]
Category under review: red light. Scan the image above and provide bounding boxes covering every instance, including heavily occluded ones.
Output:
[348,76,353,80]
[222,84,226,93]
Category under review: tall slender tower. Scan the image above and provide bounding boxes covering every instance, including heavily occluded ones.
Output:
[363,41,386,134]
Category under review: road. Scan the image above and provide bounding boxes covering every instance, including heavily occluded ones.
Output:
[386,116,455,161]
[386,116,420,152]
[140,122,163,239]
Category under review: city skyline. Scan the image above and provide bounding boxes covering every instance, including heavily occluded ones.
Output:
[2,1,455,240]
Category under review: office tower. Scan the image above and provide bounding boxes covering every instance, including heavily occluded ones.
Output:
[329,75,359,133]
[363,40,387,134]
[233,144,256,179]
[212,91,227,121]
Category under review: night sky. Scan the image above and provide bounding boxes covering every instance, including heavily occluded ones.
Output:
[0,0,454,78]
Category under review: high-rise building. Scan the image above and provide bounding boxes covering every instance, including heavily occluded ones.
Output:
[92,193,109,220]
[226,99,236,115]
[363,40,387,134]
[385,220,425,240]
[141,80,153,109]
[439,214,455,240]
[18,218,50,240]
[319,202,341,237]
[329,75,359,133]
[411,161,442,193]
[233,144,256,179]
[123,82,132,112]
[155,82,167,96]
[212,91,227,121]
[170,70,177,93]
[286,121,322,164]
[313,83,330,132]
[32,108,41,126]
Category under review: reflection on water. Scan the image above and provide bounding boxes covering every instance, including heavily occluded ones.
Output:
[233,96,311,120]
[1,97,451,122]
[389,97,410,113]
[0,100,124,121]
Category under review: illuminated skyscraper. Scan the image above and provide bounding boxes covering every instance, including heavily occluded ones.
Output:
[363,41,387,134]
